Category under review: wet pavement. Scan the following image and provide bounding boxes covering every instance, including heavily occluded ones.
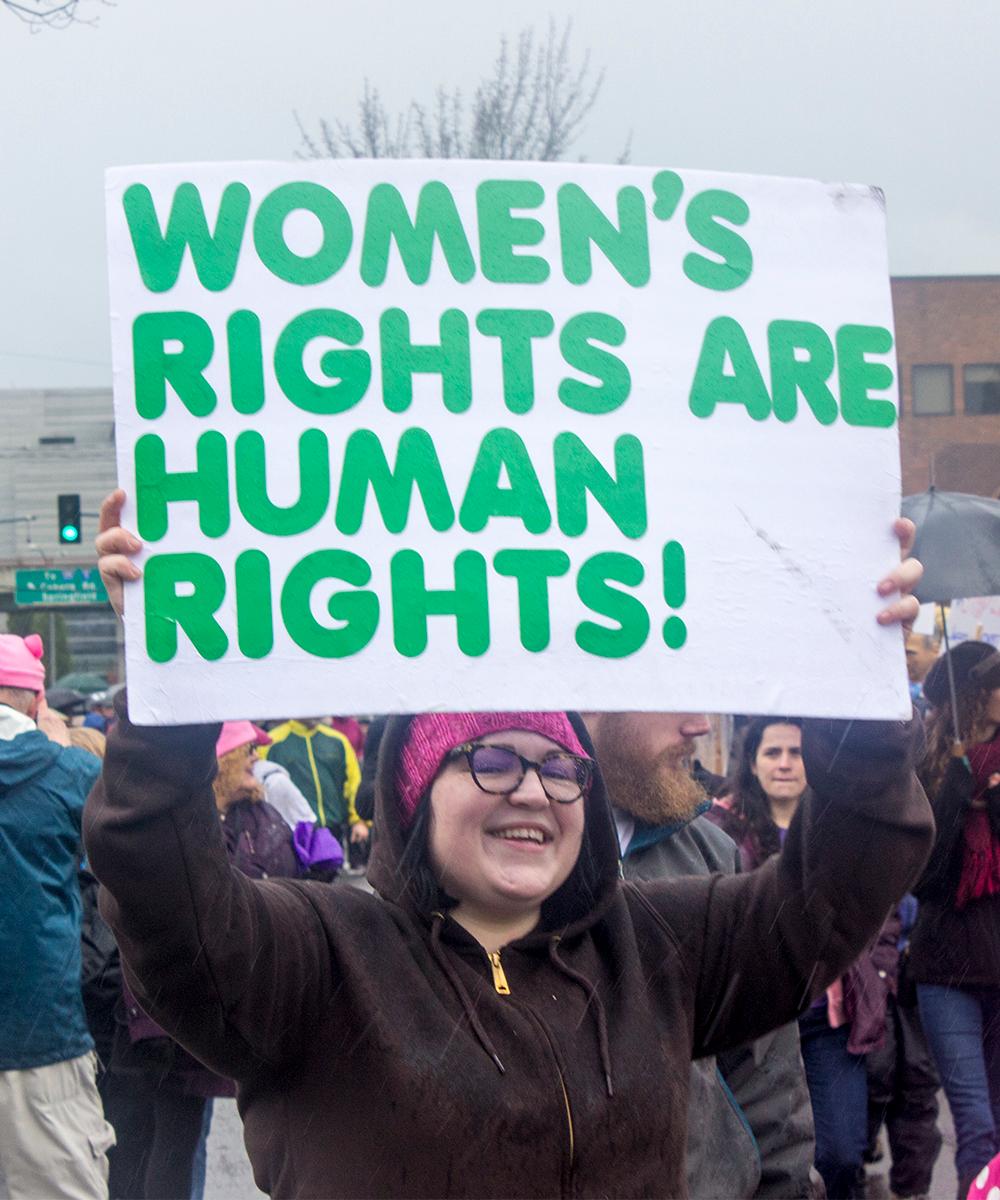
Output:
[205,1099,265,1199]
[866,1093,958,1200]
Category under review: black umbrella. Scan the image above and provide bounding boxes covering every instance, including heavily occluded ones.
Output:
[901,489,1000,605]
[901,488,1000,746]
[45,687,87,716]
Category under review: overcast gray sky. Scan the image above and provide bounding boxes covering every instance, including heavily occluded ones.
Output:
[2,0,997,390]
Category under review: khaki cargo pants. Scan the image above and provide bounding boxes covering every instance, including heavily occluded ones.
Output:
[0,1052,115,1199]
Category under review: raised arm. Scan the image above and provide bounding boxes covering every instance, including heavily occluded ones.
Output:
[635,714,933,1057]
[83,699,341,1081]
[630,517,933,1054]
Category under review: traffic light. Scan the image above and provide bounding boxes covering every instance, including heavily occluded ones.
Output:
[57,493,82,544]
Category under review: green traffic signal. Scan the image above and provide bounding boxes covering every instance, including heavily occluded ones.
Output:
[57,494,82,545]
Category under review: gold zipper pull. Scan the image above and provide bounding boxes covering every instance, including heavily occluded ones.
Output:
[487,951,511,995]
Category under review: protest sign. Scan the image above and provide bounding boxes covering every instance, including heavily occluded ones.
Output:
[948,596,1000,649]
[911,602,939,638]
[105,160,908,725]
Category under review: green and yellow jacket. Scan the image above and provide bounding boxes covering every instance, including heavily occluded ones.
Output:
[261,721,361,830]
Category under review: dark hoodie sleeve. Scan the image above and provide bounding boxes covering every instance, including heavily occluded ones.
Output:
[634,717,934,1058]
[354,714,387,822]
[83,699,340,1080]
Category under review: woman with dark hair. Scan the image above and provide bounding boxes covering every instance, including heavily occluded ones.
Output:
[710,718,901,1200]
[83,495,932,1200]
[908,641,1000,1200]
[709,717,806,871]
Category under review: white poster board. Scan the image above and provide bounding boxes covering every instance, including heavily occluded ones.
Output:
[948,596,1000,649]
[105,159,908,724]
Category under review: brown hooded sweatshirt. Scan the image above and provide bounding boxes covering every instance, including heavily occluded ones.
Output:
[84,708,932,1199]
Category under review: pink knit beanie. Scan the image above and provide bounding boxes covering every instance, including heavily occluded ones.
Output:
[396,712,588,828]
[0,634,46,694]
[216,721,271,759]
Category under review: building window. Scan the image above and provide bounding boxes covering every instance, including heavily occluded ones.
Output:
[911,365,953,415]
[964,364,1000,415]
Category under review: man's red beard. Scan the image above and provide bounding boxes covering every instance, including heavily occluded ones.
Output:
[594,724,707,827]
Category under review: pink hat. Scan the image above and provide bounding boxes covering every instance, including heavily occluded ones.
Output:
[216,720,271,759]
[0,634,46,693]
[396,712,588,828]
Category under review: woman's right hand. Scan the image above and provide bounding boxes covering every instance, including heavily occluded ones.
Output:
[95,489,143,618]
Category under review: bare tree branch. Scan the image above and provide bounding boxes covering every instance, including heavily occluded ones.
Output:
[2,0,111,29]
[295,19,624,162]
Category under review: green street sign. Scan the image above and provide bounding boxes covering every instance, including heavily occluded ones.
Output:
[14,568,109,607]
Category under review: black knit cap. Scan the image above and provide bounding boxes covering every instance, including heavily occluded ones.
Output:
[924,640,1000,708]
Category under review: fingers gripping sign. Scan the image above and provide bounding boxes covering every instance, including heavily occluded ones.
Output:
[877,517,923,635]
[96,489,143,618]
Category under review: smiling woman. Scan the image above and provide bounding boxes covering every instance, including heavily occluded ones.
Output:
[411,717,588,949]
[84,696,935,1199]
[85,497,933,1200]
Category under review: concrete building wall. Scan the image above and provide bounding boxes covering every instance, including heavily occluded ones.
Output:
[0,389,120,682]
[0,388,118,574]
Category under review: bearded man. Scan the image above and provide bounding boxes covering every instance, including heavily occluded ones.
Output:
[582,711,819,1200]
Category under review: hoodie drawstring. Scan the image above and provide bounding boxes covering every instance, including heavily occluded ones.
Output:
[427,914,613,1099]
[548,935,614,1098]
[429,913,506,1076]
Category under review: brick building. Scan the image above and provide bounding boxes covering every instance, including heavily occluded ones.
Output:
[892,276,1000,498]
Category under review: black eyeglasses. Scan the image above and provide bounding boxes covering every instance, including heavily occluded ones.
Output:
[447,742,593,803]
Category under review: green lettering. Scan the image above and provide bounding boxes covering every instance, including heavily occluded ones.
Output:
[235,429,330,535]
[575,552,649,658]
[379,308,471,413]
[476,180,548,284]
[135,431,229,541]
[122,181,250,293]
[391,550,490,656]
[274,309,370,415]
[281,551,379,658]
[252,182,352,285]
[227,310,265,415]
[554,433,646,538]
[133,312,216,419]
[768,320,838,424]
[459,429,551,534]
[558,313,630,414]
[475,309,555,414]
[336,428,454,534]
[683,190,753,292]
[558,184,650,286]
[689,317,771,420]
[360,182,475,285]
[493,549,570,652]
[144,553,228,663]
[837,325,896,428]
[235,550,273,658]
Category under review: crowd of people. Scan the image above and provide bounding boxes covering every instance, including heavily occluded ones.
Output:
[0,498,998,1200]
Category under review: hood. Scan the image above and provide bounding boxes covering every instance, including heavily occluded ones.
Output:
[367,711,623,942]
[0,704,36,742]
[625,798,713,857]
[253,759,288,780]
[0,727,62,790]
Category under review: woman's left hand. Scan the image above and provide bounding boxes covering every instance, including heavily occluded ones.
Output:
[876,518,922,635]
